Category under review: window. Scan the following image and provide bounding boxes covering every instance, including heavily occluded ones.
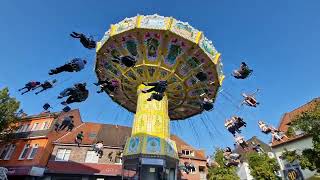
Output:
[22,124,30,132]
[19,144,30,160]
[27,144,39,159]
[0,144,16,160]
[85,150,99,163]
[16,126,23,133]
[190,166,196,174]
[55,149,71,161]
[0,145,10,159]
[4,145,16,160]
[199,166,205,173]
[31,123,39,131]
[41,121,50,130]
[115,151,123,164]
[19,125,25,132]
[182,149,194,156]
[89,133,97,139]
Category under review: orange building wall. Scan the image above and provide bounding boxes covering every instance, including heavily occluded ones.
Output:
[0,109,83,168]
[0,138,49,167]
[18,118,53,131]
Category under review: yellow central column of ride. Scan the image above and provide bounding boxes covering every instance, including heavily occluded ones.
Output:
[132,84,170,139]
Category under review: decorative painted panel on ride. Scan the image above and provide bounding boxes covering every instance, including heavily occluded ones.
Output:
[132,84,170,139]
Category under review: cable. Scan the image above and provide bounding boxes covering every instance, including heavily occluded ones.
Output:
[188,118,201,148]
[199,115,216,150]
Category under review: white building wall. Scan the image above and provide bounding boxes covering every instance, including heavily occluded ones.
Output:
[272,137,316,179]
[237,162,254,180]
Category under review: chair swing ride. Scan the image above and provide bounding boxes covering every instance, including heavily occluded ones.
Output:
[18,14,287,178]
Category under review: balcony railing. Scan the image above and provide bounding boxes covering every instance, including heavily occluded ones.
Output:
[12,129,50,139]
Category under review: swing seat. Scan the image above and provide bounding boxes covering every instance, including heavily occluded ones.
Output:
[121,56,136,67]
[195,72,208,81]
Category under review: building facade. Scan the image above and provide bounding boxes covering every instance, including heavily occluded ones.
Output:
[0,109,83,179]
[45,122,131,180]
[272,98,319,180]
[171,136,207,180]
[45,123,208,180]
[0,109,208,180]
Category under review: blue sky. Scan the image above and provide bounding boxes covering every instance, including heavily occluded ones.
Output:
[1,0,319,155]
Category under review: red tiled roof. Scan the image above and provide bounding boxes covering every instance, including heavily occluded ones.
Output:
[171,135,206,160]
[47,161,123,176]
[54,122,206,160]
[271,98,320,147]
[55,123,131,147]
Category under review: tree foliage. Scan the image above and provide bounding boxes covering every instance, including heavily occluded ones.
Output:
[282,100,320,172]
[282,148,319,172]
[0,87,20,140]
[207,148,240,180]
[247,152,280,180]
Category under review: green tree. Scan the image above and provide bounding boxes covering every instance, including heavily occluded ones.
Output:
[247,152,280,180]
[0,87,20,140]
[207,148,240,180]
[282,100,320,173]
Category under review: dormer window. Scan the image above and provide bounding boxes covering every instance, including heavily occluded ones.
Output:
[181,149,194,156]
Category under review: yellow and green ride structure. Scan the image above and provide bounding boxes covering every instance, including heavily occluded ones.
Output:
[95,14,224,179]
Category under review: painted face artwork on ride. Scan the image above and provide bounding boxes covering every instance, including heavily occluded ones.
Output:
[104,61,119,76]
[166,42,182,65]
[148,67,156,78]
[127,71,137,80]
[179,56,200,76]
[111,49,121,59]
[125,38,138,57]
[145,33,160,60]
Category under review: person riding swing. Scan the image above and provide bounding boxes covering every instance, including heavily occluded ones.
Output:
[70,32,96,49]
[232,62,253,79]
[142,80,168,101]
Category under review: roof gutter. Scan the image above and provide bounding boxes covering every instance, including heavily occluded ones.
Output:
[51,143,124,149]
[271,135,311,148]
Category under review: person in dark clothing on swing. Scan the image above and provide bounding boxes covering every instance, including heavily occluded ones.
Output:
[43,103,51,112]
[19,81,40,95]
[232,116,247,130]
[223,147,241,167]
[58,116,74,131]
[195,72,208,82]
[225,118,237,136]
[94,79,119,93]
[49,58,87,75]
[234,135,249,150]
[232,62,253,79]
[66,120,75,132]
[58,83,89,105]
[112,55,137,67]
[34,79,57,95]
[142,80,168,101]
[70,32,96,49]
[201,97,214,111]
[62,106,71,112]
